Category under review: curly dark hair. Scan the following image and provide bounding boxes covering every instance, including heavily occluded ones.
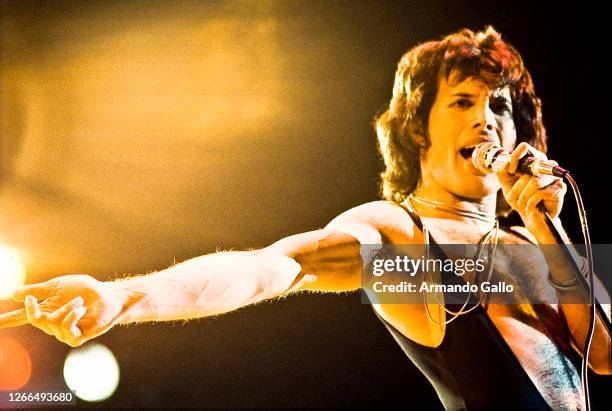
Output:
[375,26,547,212]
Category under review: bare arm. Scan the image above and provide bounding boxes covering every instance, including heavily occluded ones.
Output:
[496,142,611,375]
[524,217,612,375]
[113,228,368,325]
[114,250,303,323]
[0,201,400,347]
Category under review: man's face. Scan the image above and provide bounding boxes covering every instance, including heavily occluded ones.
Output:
[419,73,517,199]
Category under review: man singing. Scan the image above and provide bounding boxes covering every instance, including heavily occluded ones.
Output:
[1,27,610,410]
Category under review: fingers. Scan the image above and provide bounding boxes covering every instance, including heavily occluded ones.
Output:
[25,295,53,336]
[545,179,567,200]
[13,279,57,302]
[505,172,566,219]
[0,308,28,329]
[25,295,43,321]
[24,295,88,346]
[508,142,531,174]
[0,299,87,347]
[51,297,86,345]
[506,174,531,207]
[46,296,84,323]
[517,177,541,210]
[508,142,548,174]
[525,191,544,215]
[60,306,87,346]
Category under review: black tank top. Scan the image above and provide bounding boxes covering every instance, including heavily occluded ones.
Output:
[371,207,553,410]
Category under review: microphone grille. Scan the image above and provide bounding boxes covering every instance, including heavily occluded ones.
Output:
[471,142,499,174]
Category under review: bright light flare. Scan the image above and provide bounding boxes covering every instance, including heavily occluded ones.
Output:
[0,336,32,390]
[63,343,120,402]
[0,246,26,300]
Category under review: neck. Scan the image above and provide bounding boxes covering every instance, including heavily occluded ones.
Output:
[409,185,498,230]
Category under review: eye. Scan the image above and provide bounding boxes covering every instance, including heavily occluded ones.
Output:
[490,98,512,115]
[453,98,473,109]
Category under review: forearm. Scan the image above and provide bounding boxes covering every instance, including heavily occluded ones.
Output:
[531,216,612,374]
[111,251,302,323]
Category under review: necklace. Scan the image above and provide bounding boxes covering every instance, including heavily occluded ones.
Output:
[406,193,496,224]
[402,195,500,326]
[422,220,499,325]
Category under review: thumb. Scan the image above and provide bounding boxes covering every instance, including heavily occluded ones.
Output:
[0,309,28,329]
[12,279,56,302]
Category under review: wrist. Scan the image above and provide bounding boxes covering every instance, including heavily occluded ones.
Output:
[521,213,569,245]
[108,280,146,324]
[520,212,551,242]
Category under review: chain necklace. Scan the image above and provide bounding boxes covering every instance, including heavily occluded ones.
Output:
[407,193,496,224]
[402,195,500,326]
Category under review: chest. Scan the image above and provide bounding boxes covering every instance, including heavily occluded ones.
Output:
[374,219,584,409]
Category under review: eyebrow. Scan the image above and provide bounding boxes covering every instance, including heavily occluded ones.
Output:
[450,92,511,102]
[450,92,474,98]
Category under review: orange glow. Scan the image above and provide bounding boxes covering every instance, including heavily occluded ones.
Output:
[0,246,26,300]
[0,336,32,390]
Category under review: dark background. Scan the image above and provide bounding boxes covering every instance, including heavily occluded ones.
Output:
[0,0,609,408]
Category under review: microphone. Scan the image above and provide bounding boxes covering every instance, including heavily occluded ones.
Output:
[471,142,568,177]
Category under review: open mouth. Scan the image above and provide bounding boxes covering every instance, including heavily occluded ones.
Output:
[459,146,477,159]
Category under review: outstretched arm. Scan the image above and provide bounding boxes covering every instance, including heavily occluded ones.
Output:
[0,201,399,347]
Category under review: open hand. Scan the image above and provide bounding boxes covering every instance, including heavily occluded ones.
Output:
[0,275,129,347]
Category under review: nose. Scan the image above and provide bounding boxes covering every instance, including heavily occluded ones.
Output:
[471,99,496,133]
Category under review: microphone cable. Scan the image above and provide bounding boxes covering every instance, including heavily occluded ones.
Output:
[472,142,605,410]
[565,173,596,411]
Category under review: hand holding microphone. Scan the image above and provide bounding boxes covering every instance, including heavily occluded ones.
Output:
[475,141,568,225]
[472,141,568,177]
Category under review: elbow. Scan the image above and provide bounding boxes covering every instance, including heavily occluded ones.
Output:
[253,252,303,297]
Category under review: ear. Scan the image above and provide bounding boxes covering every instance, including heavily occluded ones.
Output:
[402,120,427,150]
[412,132,427,148]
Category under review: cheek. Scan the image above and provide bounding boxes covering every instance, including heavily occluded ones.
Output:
[500,120,517,149]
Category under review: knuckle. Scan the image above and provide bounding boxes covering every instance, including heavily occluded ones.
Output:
[28,310,42,323]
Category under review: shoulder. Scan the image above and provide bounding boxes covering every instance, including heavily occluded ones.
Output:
[325,200,420,244]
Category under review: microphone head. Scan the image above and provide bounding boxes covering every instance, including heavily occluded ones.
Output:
[471,142,503,174]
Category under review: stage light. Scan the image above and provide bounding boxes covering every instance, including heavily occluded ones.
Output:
[63,343,120,402]
[0,246,26,300]
[0,336,32,390]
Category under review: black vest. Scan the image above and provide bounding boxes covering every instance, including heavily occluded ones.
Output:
[371,206,555,410]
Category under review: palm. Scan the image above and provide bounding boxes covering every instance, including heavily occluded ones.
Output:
[9,274,126,343]
[38,276,122,338]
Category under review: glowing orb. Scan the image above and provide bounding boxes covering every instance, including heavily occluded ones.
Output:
[63,343,120,402]
[0,246,26,300]
[0,336,32,390]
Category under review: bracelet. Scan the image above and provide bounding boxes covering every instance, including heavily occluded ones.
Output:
[547,272,579,290]
[578,256,589,276]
